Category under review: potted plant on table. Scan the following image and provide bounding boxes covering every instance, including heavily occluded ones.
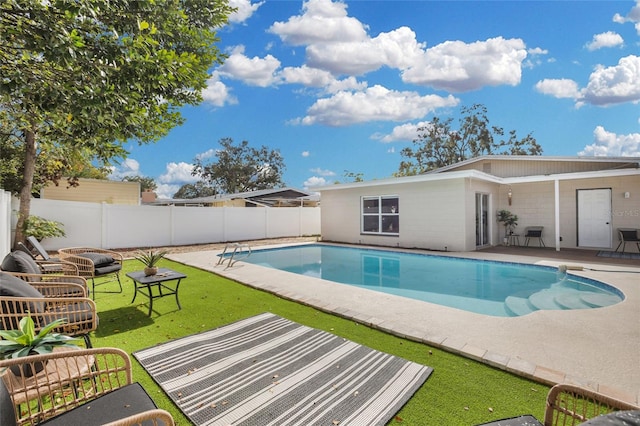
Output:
[134,250,168,276]
[497,210,518,244]
[0,315,80,377]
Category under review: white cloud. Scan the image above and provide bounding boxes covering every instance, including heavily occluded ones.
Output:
[158,162,199,184]
[269,0,368,45]
[108,158,140,180]
[298,85,459,126]
[306,26,426,75]
[301,151,310,157]
[195,149,216,162]
[155,183,181,199]
[303,176,328,189]
[535,56,640,107]
[585,31,624,51]
[228,0,264,24]
[217,45,282,87]
[401,37,528,92]
[613,0,640,35]
[581,55,640,106]
[579,126,640,156]
[309,167,335,176]
[153,162,200,199]
[372,121,433,143]
[202,73,238,106]
[534,78,581,99]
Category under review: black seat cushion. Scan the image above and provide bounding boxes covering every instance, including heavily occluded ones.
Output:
[475,415,543,426]
[0,377,17,426]
[1,251,42,275]
[580,410,640,425]
[77,252,116,267]
[39,383,165,426]
[48,301,98,328]
[94,263,122,276]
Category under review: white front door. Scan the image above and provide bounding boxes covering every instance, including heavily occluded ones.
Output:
[577,189,612,248]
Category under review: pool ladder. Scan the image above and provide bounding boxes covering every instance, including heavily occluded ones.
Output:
[217,243,252,267]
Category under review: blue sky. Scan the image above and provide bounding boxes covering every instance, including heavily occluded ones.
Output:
[109,0,640,199]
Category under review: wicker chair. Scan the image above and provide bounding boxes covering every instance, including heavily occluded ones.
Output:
[477,384,639,425]
[0,348,174,426]
[58,247,123,299]
[544,384,639,425]
[0,272,98,347]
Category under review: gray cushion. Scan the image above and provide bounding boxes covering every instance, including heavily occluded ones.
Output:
[39,383,163,426]
[78,252,115,267]
[1,251,41,275]
[0,272,43,299]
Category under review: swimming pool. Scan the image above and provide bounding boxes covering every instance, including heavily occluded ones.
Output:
[231,244,624,317]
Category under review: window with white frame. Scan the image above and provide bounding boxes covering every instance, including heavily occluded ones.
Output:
[362,196,399,235]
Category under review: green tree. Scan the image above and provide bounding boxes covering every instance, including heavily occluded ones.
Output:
[122,176,157,194]
[396,104,542,176]
[193,138,286,194]
[1,0,232,245]
[173,182,217,199]
[343,170,364,183]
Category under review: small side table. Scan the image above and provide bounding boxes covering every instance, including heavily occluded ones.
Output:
[126,268,187,316]
[507,234,520,246]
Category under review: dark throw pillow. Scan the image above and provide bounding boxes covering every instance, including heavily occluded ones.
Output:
[1,251,41,274]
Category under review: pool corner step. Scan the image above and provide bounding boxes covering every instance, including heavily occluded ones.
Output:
[504,294,537,316]
[580,293,623,308]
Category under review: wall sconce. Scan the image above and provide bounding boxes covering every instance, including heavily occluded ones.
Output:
[508,187,513,206]
[624,192,630,199]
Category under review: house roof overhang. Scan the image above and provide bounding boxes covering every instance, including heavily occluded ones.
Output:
[316,166,640,192]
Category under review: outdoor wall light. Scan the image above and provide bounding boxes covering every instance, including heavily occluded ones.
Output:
[624,191,630,199]
[508,187,513,205]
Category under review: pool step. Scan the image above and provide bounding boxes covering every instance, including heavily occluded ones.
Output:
[528,289,565,311]
[581,293,623,308]
[504,295,536,316]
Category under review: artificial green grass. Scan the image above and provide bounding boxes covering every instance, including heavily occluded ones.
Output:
[91,259,549,425]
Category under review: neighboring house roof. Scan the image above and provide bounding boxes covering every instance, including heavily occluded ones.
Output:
[316,156,640,191]
[151,187,318,207]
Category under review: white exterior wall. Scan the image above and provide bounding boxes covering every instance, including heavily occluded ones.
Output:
[321,178,477,251]
[500,175,640,249]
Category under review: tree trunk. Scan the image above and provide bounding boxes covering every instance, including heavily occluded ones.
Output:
[13,127,37,248]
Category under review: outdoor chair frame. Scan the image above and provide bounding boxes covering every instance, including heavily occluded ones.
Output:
[58,247,123,299]
[0,348,174,426]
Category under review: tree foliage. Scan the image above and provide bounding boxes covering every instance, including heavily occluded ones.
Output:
[122,176,157,193]
[193,138,286,194]
[396,104,542,176]
[1,0,233,244]
[173,182,217,199]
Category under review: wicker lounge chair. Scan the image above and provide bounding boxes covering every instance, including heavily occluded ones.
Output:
[0,272,98,347]
[0,347,174,426]
[477,383,639,425]
[58,247,123,299]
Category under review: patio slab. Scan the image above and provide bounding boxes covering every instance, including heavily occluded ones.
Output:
[167,243,640,405]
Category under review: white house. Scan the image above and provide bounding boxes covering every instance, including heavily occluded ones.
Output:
[317,156,640,252]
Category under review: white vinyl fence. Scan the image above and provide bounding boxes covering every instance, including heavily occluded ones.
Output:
[1,195,320,254]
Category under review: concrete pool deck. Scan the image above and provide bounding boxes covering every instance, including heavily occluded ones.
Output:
[167,243,640,405]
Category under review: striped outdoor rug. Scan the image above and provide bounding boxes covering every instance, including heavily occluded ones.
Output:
[134,312,433,426]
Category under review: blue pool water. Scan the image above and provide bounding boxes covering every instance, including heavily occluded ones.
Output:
[231,244,624,317]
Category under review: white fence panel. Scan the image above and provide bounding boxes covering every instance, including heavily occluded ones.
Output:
[224,208,267,242]
[172,207,226,246]
[267,208,301,238]
[0,190,12,258]
[105,204,173,248]
[30,199,103,249]
[17,198,320,250]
